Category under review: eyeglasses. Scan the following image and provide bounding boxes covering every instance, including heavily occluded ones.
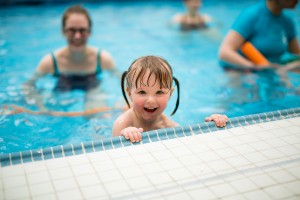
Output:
[64,28,90,35]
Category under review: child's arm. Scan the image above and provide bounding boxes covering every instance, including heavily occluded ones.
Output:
[112,111,143,143]
[205,114,228,127]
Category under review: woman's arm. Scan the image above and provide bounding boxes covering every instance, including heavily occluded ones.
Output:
[288,37,300,55]
[21,54,54,110]
[219,30,256,69]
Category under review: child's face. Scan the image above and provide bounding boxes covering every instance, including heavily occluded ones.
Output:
[128,70,173,122]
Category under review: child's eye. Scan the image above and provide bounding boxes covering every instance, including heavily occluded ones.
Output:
[138,91,146,94]
[156,91,165,95]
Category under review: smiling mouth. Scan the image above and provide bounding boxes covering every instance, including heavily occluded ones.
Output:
[144,107,157,113]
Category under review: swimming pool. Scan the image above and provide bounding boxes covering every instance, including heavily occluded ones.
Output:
[1,0,300,154]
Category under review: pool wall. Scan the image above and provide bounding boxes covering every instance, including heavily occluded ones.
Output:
[1,107,299,167]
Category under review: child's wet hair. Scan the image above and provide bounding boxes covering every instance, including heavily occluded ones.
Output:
[121,55,180,116]
[62,5,92,30]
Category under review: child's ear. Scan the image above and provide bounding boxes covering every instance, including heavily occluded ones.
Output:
[126,87,132,100]
[170,87,175,96]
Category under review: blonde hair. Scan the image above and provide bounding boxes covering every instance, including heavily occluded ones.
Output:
[121,55,180,115]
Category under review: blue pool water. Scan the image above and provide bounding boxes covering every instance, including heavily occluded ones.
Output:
[0,0,300,154]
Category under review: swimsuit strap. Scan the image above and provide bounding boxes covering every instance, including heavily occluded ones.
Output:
[51,52,60,76]
[95,50,102,74]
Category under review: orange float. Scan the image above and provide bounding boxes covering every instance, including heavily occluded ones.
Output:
[241,42,269,66]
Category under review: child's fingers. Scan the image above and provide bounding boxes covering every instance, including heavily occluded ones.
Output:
[121,127,143,143]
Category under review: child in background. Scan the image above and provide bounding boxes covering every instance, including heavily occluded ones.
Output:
[112,55,228,143]
[172,0,212,31]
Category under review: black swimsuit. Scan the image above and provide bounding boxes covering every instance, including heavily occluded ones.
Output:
[52,51,102,91]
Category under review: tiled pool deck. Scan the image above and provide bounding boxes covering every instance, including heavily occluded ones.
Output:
[1,108,300,200]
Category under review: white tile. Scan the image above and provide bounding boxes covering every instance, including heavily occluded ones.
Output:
[81,185,108,199]
[169,146,193,157]
[161,139,184,148]
[67,154,90,166]
[30,182,54,196]
[230,178,258,193]
[53,177,78,191]
[281,135,300,145]
[244,152,268,164]
[27,171,51,185]
[113,156,136,168]
[209,183,237,198]
[160,158,184,170]
[249,141,272,151]
[87,151,110,163]
[284,126,300,134]
[228,127,248,134]
[46,157,69,170]
[187,163,214,177]
[147,172,173,185]
[24,161,47,174]
[242,124,264,132]
[177,154,202,166]
[106,147,129,159]
[93,160,116,172]
[57,188,83,200]
[125,144,149,155]
[50,167,74,180]
[222,137,244,146]
[104,180,130,194]
[32,193,57,200]
[226,156,252,168]
[264,184,294,199]
[283,180,300,195]
[272,119,293,127]
[238,134,261,143]
[140,162,164,174]
[287,166,300,179]
[277,146,300,157]
[165,192,192,200]
[270,129,291,138]
[206,160,232,171]
[259,121,279,130]
[265,138,288,148]
[1,164,25,178]
[198,151,221,162]
[221,194,247,200]
[188,187,216,200]
[150,150,174,161]
[249,173,277,188]
[97,169,123,183]
[4,186,30,200]
[76,174,101,188]
[260,148,285,159]
[187,143,210,154]
[3,174,27,189]
[71,163,95,177]
[119,165,144,179]
[207,141,228,150]
[168,168,193,181]
[231,144,256,154]
[215,148,237,158]
[126,176,152,189]
[269,170,298,183]
[144,141,166,152]
[244,190,273,200]
[133,153,156,164]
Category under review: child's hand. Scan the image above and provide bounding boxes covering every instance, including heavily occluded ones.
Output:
[120,127,143,143]
[205,114,228,127]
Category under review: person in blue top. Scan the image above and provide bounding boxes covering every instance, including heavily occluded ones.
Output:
[22,5,119,112]
[218,0,300,71]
